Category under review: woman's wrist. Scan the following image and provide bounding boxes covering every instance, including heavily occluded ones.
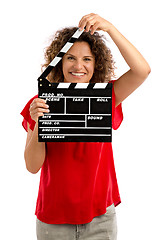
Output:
[106,23,117,36]
[103,21,114,34]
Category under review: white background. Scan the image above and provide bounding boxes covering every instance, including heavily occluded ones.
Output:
[0,0,159,239]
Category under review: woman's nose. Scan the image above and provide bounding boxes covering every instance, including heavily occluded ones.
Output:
[73,60,83,70]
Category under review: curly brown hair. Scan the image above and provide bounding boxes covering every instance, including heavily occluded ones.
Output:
[42,27,115,83]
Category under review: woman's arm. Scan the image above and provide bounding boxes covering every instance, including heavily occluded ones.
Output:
[79,13,151,106]
[107,24,151,107]
[24,98,49,174]
[24,122,46,174]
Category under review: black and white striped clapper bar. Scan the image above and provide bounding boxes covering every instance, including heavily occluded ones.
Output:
[38,28,113,142]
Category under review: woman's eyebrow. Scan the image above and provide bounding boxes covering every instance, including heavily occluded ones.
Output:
[65,53,94,58]
[84,56,94,58]
[65,54,75,57]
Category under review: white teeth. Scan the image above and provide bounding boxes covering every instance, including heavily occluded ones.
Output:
[71,72,85,76]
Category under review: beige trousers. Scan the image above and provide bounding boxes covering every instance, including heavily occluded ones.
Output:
[36,204,117,240]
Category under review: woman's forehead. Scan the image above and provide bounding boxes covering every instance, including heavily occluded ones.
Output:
[67,41,94,56]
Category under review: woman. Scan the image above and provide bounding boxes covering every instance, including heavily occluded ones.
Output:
[21,13,151,240]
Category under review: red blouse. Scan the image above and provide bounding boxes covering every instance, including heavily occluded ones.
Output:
[21,81,123,224]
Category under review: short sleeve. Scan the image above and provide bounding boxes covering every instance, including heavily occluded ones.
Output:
[110,81,123,130]
[20,95,38,132]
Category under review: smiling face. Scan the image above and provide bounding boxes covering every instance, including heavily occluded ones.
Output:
[62,41,95,83]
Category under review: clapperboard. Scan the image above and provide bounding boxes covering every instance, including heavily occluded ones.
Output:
[38,28,113,142]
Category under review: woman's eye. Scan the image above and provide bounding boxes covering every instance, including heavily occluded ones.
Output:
[67,56,74,60]
[84,58,91,61]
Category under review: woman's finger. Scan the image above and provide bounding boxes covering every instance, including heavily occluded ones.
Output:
[30,99,49,111]
[78,13,95,30]
[78,13,92,26]
[31,112,44,122]
[32,98,46,107]
[85,21,93,32]
[90,21,100,35]
[31,107,50,115]
[33,98,46,104]
[31,102,49,111]
[30,107,50,122]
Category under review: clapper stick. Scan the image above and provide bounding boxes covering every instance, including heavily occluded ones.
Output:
[38,28,85,80]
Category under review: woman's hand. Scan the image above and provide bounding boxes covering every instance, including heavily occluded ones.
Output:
[29,98,50,122]
[78,13,112,35]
